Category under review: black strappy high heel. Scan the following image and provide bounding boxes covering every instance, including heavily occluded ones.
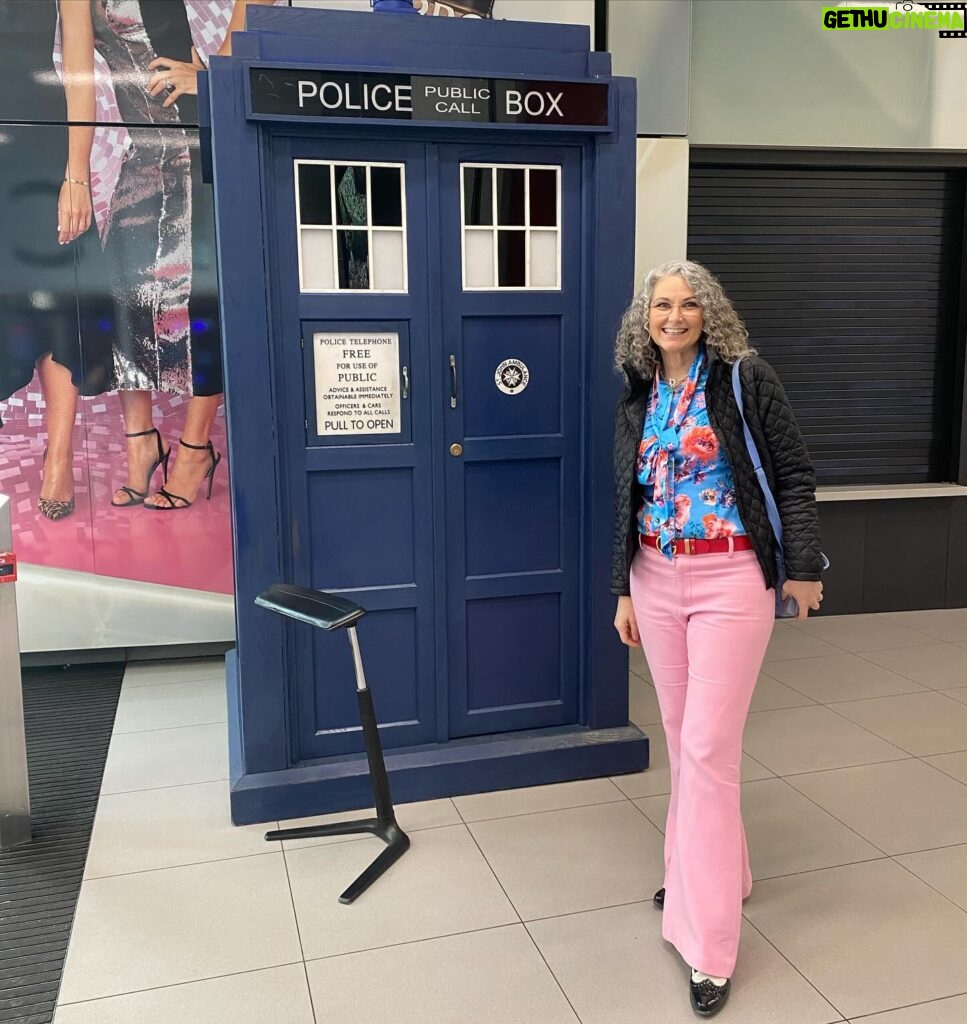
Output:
[38,446,75,521]
[146,439,221,511]
[111,427,170,507]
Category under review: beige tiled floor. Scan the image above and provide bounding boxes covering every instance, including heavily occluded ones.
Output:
[54,611,967,1023]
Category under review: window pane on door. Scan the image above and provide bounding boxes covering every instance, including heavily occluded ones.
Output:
[463,167,493,225]
[496,168,526,226]
[530,230,559,289]
[298,164,333,226]
[497,230,526,287]
[529,168,558,227]
[300,228,335,290]
[370,166,403,227]
[336,229,370,289]
[335,165,368,226]
[465,230,495,288]
[372,230,405,291]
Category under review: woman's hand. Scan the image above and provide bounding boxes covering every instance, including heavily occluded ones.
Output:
[147,47,205,108]
[782,579,823,620]
[58,179,93,245]
[614,596,641,647]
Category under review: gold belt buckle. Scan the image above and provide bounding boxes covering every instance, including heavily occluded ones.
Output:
[684,538,694,555]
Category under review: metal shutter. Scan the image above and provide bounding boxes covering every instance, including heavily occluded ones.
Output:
[687,157,964,485]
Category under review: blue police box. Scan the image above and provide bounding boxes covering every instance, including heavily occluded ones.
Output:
[204,4,648,824]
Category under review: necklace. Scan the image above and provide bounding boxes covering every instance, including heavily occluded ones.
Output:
[661,372,686,392]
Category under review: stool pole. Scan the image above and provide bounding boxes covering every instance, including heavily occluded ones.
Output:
[348,626,394,826]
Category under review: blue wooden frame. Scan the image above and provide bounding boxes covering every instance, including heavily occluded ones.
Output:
[207,6,646,824]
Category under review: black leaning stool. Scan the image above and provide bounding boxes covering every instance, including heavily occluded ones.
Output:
[255,583,410,903]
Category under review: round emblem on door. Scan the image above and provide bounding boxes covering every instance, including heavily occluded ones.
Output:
[495,358,530,395]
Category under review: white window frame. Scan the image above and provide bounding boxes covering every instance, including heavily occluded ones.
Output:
[294,159,408,294]
[459,162,562,292]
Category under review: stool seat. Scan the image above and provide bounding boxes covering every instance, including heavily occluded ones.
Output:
[255,584,365,631]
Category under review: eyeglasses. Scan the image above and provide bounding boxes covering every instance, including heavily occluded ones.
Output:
[650,299,702,314]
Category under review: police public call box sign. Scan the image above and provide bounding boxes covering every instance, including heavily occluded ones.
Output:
[249,67,609,127]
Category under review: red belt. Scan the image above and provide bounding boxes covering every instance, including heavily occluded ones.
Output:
[639,534,754,556]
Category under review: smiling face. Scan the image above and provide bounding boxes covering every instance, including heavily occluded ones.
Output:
[647,275,704,366]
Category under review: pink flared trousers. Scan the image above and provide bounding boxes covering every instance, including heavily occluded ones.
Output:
[629,545,775,978]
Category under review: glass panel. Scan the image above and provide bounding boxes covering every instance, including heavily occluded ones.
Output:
[298,164,332,226]
[372,230,405,291]
[463,167,493,226]
[497,230,526,287]
[464,229,495,288]
[335,165,368,226]
[496,168,526,226]
[300,228,334,290]
[529,168,558,227]
[530,230,559,288]
[370,166,403,227]
[336,230,370,289]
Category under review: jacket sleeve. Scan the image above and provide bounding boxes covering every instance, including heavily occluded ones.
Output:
[611,399,634,597]
[749,358,824,581]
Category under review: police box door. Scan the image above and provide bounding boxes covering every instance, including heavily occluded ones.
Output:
[437,143,582,738]
[268,136,439,762]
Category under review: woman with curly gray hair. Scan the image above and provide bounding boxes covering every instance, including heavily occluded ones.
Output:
[611,261,824,1017]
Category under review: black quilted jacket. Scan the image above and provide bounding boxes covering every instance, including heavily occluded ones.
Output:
[612,354,823,596]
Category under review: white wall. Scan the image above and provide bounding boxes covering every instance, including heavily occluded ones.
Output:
[633,138,689,292]
[290,0,595,29]
[689,0,967,149]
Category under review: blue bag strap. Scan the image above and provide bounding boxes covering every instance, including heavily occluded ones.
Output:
[731,358,785,552]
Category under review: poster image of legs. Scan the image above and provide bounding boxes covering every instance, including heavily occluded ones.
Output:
[0,1,260,598]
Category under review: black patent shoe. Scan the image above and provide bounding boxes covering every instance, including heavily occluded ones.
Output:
[653,887,665,910]
[689,974,731,1018]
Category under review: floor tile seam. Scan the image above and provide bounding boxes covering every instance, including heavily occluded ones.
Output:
[121,675,226,692]
[737,913,849,1021]
[301,921,526,964]
[277,844,320,1024]
[458,794,630,825]
[52,960,306,1009]
[921,756,967,786]
[520,896,649,926]
[79,845,284,884]
[774,773,905,858]
[112,718,229,736]
[805,698,934,754]
[519,921,585,1024]
[851,645,967,688]
[750,853,890,885]
[893,837,967,857]
[461,817,526,926]
[844,990,967,1021]
[888,853,967,916]
[747,753,913,780]
[817,688,967,713]
[99,775,230,797]
[715,773,889,868]
[107,720,229,737]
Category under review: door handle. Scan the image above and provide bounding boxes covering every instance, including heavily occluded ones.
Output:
[449,354,458,409]
[401,365,409,400]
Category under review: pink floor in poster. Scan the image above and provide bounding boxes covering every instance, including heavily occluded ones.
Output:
[0,383,233,595]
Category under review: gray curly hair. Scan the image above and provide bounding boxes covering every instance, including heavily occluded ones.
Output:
[614,260,755,380]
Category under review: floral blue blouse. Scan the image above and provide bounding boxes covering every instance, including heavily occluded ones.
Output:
[636,348,747,558]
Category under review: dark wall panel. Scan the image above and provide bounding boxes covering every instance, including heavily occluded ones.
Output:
[688,159,965,486]
[947,498,967,608]
[863,499,949,612]
[816,502,865,616]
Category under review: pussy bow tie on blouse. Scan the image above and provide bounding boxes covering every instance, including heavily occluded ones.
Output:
[639,349,706,557]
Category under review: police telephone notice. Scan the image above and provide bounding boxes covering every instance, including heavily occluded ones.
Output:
[313,332,401,436]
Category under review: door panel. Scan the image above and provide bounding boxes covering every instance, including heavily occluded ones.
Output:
[268,136,438,760]
[439,144,583,738]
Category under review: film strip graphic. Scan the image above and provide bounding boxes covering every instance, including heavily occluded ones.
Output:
[922,2,967,37]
